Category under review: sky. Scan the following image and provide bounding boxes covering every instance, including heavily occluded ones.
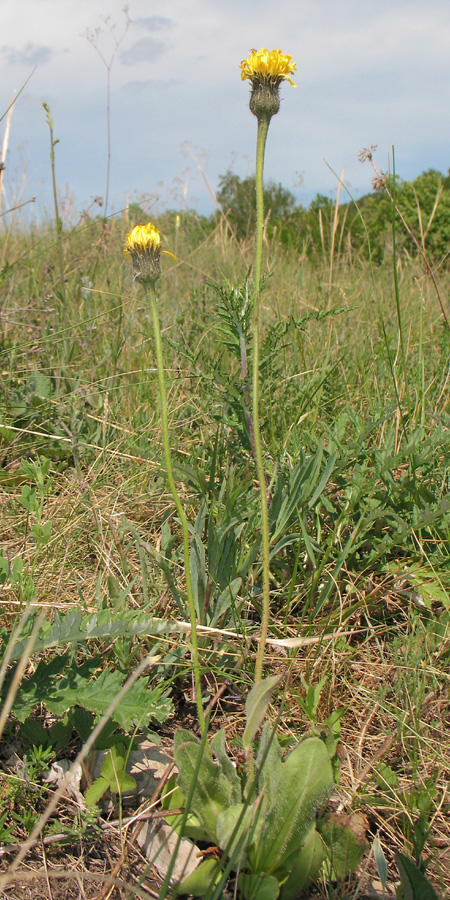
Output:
[2,0,450,223]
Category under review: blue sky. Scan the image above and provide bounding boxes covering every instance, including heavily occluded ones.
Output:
[2,0,450,222]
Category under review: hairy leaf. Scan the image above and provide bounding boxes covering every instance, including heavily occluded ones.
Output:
[243,675,282,751]
[175,734,240,842]
[250,736,333,878]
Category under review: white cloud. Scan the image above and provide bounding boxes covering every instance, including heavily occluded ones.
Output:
[2,42,53,67]
[120,37,167,66]
[2,0,450,218]
[134,17,174,32]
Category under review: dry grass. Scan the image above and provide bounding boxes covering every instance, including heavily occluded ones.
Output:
[0,215,449,897]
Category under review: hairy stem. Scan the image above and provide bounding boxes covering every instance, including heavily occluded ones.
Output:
[147,285,206,736]
[252,115,271,685]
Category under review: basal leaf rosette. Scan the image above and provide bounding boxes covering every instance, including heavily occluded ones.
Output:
[240,48,297,119]
[124,222,175,287]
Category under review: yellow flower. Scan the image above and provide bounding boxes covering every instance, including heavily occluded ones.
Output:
[124,222,175,287]
[240,48,297,88]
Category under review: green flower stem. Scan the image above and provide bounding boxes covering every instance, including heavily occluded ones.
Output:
[253,117,270,297]
[253,114,271,685]
[147,285,206,737]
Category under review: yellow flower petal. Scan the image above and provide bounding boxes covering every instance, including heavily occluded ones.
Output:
[124,222,162,256]
[240,48,297,87]
[124,222,175,286]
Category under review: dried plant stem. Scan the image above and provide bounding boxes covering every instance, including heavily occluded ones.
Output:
[147,284,206,736]
[43,102,65,302]
[252,115,271,685]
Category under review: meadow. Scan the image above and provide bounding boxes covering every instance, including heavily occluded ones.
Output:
[1,126,450,897]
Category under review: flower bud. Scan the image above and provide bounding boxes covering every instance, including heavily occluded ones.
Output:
[124,222,175,288]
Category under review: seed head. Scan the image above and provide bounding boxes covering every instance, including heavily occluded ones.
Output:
[358,145,378,163]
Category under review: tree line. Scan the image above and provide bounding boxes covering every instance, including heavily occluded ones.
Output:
[129,165,450,266]
[213,167,450,265]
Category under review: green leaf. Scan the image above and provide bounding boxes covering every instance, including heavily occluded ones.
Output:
[100,743,127,782]
[189,528,207,623]
[85,776,110,806]
[239,872,280,900]
[67,667,171,730]
[11,556,23,582]
[69,706,94,742]
[7,608,179,662]
[161,775,210,842]
[19,485,37,513]
[20,718,50,749]
[177,858,221,896]
[216,802,263,861]
[243,675,282,751]
[210,729,241,804]
[250,736,333,878]
[395,851,439,900]
[373,835,388,894]
[85,743,136,806]
[255,724,283,810]
[296,676,327,721]
[33,373,52,399]
[49,717,73,754]
[319,812,368,879]
[279,829,327,900]
[10,653,76,721]
[175,733,239,842]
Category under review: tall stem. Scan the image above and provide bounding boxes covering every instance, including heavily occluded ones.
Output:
[252,115,271,685]
[147,285,206,736]
[43,103,65,303]
[253,118,270,296]
[104,65,111,221]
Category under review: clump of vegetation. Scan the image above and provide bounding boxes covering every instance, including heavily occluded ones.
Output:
[215,162,450,266]
[0,43,449,900]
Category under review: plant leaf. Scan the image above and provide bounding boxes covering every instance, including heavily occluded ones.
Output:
[243,675,282,751]
[250,736,333,878]
[279,829,327,900]
[175,735,240,842]
[373,834,388,893]
[318,812,368,879]
[210,729,241,804]
[216,801,263,861]
[255,724,283,809]
[177,858,221,896]
[239,871,280,900]
[395,851,439,900]
[85,775,110,806]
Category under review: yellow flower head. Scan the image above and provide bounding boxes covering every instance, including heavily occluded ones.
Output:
[240,48,297,88]
[124,222,175,287]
